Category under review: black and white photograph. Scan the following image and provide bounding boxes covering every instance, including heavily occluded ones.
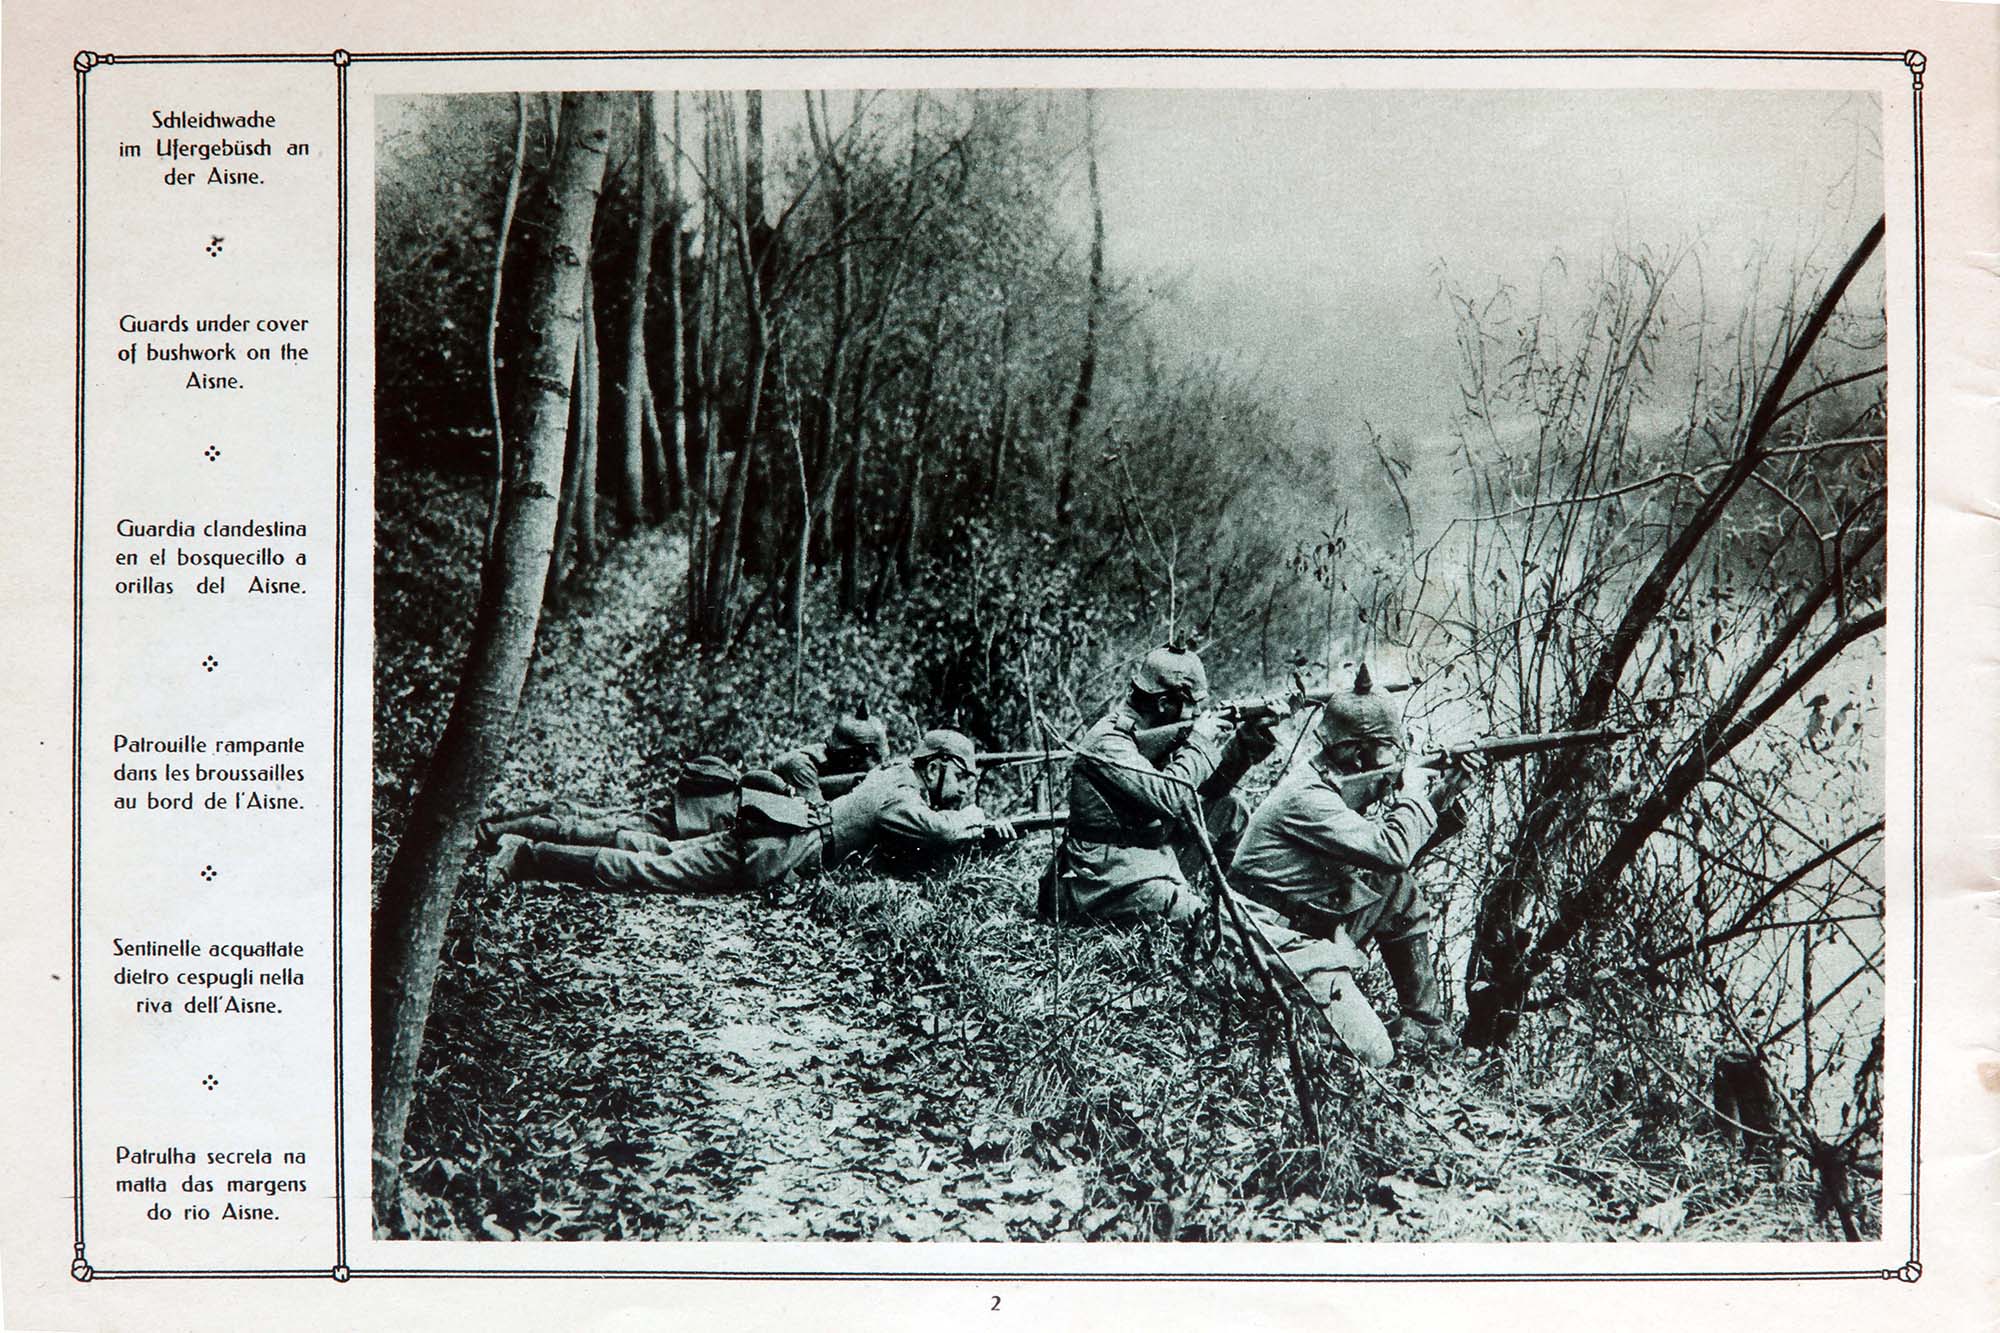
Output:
[368,84,1889,1246]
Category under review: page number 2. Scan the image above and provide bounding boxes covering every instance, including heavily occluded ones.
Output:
[990,1296,1001,1311]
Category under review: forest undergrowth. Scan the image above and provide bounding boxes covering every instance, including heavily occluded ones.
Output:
[376,455,1844,1243]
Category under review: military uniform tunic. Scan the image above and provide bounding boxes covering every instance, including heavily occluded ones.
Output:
[1047,703,1226,923]
[1225,758,1438,1066]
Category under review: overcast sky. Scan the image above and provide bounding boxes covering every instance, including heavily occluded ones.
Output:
[384,86,1881,462]
[1075,88,1882,449]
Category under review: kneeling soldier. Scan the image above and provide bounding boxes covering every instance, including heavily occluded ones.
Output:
[1043,644,1277,925]
[1227,666,1469,1067]
[485,728,1015,896]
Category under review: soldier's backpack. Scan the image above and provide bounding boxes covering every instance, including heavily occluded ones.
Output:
[734,776,830,837]
[671,754,740,837]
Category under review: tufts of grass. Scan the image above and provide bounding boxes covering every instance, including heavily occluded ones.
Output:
[799,840,1410,1240]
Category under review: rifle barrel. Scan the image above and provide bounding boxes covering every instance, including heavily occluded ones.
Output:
[976,750,1072,767]
[984,809,1068,834]
[1445,725,1628,761]
[1126,679,1431,760]
[1333,724,1632,800]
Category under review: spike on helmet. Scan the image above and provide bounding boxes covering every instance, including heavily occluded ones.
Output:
[912,728,977,774]
[1131,645,1210,706]
[1318,661,1404,747]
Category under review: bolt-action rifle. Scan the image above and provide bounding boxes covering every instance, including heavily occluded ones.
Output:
[894,678,1427,776]
[976,808,1069,837]
[978,749,1071,768]
[970,681,1426,768]
[1331,725,1629,806]
[813,755,1066,799]
[807,750,1084,798]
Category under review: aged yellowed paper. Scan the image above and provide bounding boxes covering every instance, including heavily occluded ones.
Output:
[2,1,1994,1328]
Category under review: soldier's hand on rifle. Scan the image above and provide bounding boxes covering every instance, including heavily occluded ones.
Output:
[1429,751,1487,808]
[982,817,1019,842]
[1189,712,1234,748]
[1235,712,1284,763]
[1397,758,1440,801]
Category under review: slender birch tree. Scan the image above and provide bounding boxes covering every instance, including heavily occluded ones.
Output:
[370,91,614,1228]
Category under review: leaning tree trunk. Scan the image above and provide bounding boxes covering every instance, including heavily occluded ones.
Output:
[785,412,810,706]
[544,334,585,608]
[1459,217,1886,1048]
[701,90,773,644]
[662,91,690,514]
[704,324,767,639]
[685,96,716,627]
[370,91,613,1229]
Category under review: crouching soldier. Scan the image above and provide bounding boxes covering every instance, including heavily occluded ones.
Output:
[1042,644,1279,925]
[1226,666,1471,1067]
[485,729,1016,896]
[476,754,741,849]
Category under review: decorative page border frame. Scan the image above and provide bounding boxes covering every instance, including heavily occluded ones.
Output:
[69,45,1927,1286]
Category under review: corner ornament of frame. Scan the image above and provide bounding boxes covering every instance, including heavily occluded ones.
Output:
[1889,1260,1923,1283]
[1903,50,1925,89]
[73,50,99,73]
[70,1258,92,1283]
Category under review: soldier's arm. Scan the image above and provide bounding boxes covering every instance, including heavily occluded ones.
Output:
[1282,782,1438,874]
[1199,715,1281,803]
[873,792,987,851]
[769,749,822,798]
[1076,721,1228,819]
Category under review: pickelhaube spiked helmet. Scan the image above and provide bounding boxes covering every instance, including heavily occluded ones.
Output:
[1131,644,1210,706]
[825,704,889,763]
[911,728,978,774]
[1317,663,1406,747]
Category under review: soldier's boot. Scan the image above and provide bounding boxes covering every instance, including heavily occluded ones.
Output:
[485,835,602,892]
[1315,969,1396,1069]
[1380,933,1457,1059]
